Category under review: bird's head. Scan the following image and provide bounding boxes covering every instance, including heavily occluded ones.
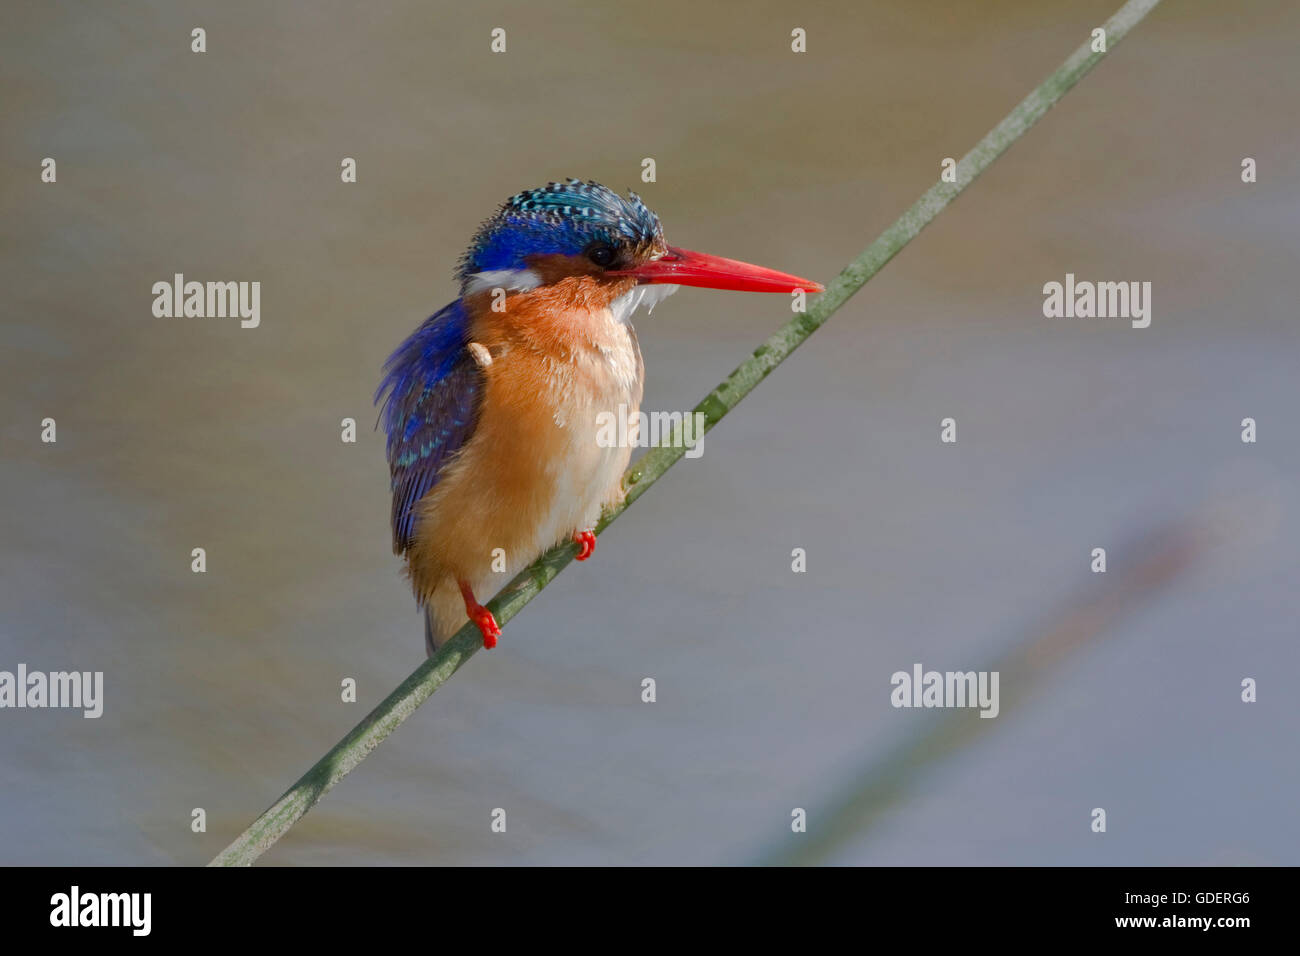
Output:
[457,179,821,319]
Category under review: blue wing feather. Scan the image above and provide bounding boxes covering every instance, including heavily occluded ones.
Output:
[375,299,482,554]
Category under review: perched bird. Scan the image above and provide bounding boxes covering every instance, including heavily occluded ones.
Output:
[376,180,821,655]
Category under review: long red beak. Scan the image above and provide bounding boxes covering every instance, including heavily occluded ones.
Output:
[610,246,823,294]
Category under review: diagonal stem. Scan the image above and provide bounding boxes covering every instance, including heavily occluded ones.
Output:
[210,0,1163,867]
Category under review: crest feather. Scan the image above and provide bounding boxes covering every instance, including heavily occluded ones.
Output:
[457,180,662,284]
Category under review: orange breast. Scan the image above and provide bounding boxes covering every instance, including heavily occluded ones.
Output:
[405,277,645,618]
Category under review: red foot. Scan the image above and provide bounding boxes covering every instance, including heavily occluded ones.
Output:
[572,530,597,562]
[459,580,501,649]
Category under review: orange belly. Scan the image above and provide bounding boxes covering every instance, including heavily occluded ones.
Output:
[407,278,645,642]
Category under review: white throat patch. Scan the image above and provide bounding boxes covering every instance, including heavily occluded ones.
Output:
[610,283,680,325]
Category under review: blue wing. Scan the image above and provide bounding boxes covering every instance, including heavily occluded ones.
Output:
[375,299,483,554]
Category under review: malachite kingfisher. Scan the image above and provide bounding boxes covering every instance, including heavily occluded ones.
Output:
[376,179,822,655]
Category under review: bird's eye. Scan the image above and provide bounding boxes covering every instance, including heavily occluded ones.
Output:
[586,243,617,267]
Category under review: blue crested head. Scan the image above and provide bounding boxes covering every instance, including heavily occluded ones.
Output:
[456,179,663,290]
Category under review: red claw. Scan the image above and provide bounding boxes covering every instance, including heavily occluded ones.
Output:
[458,579,501,649]
[572,530,597,562]
[469,606,500,649]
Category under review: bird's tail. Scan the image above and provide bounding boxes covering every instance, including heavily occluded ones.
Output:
[423,605,438,658]
[421,583,464,657]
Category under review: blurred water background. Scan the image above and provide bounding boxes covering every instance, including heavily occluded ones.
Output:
[1,0,1297,864]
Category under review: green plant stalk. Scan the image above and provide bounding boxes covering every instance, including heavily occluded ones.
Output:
[210,0,1163,867]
